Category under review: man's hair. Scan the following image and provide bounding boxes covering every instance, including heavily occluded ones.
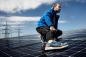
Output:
[52,3,61,8]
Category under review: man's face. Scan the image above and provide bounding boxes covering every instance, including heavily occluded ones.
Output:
[54,4,61,13]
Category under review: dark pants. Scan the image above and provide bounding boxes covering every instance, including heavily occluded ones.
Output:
[36,26,62,42]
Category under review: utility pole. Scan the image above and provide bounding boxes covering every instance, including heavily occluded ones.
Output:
[2,21,10,38]
[17,26,21,38]
[1,21,11,48]
[16,24,22,38]
[0,18,3,38]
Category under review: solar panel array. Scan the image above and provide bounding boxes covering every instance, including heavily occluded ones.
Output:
[0,31,86,57]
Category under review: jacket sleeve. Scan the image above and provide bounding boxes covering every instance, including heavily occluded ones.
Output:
[43,13,53,27]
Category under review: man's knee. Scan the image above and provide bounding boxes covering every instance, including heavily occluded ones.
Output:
[36,27,49,35]
[57,29,63,36]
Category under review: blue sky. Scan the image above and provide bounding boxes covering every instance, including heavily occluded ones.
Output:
[59,1,86,31]
[0,0,86,37]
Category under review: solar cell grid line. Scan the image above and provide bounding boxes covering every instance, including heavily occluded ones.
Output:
[1,49,27,57]
[62,50,81,56]
[66,40,77,44]
[48,51,67,56]
[31,51,43,57]
[20,47,41,53]
[73,52,86,57]
[80,49,86,53]
[36,53,48,57]
[68,47,84,51]
[51,54,69,57]
[58,50,76,56]
[82,41,86,44]
[27,46,41,51]
[50,51,62,55]
[13,51,31,57]
[10,42,41,50]
[19,53,35,57]
[81,48,86,53]
[0,50,11,57]
[23,48,37,51]
[0,52,9,57]
[22,55,35,57]
[68,47,86,57]
[30,43,42,47]
[28,47,40,51]
[26,43,42,50]
[45,52,58,56]
[27,44,41,47]
[69,43,79,46]
[60,44,82,53]
[28,51,42,56]
[28,44,41,49]
[68,42,83,47]
[77,44,86,48]
[19,47,33,51]
[13,47,42,56]
[38,51,60,57]
[13,49,30,55]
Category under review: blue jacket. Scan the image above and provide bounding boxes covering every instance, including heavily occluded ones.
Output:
[37,8,60,29]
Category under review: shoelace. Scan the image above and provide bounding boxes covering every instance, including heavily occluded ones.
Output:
[49,41,68,47]
[49,41,62,47]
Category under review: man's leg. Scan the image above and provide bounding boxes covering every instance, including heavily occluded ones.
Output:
[45,30,63,47]
[46,31,55,40]
[54,29,63,41]
[36,27,50,42]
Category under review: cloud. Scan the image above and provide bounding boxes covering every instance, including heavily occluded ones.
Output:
[7,16,40,21]
[0,16,67,24]
[0,16,41,25]
[0,0,85,13]
[58,20,67,24]
[55,0,86,3]
[0,16,67,29]
[0,0,54,13]
[7,16,67,23]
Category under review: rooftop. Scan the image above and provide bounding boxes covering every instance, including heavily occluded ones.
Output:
[0,29,86,57]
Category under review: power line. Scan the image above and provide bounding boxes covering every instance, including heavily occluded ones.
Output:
[2,21,10,38]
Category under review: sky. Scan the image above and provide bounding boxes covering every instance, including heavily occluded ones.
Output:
[0,0,86,37]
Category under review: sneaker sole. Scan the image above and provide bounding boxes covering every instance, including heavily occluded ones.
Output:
[45,44,68,50]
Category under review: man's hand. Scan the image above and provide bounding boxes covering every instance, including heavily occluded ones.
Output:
[50,26,57,32]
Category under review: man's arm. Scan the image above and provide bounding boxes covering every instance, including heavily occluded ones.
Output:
[44,14,53,27]
[44,14,57,31]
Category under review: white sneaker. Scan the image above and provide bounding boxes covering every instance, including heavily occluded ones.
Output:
[47,40,67,47]
[44,40,68,50]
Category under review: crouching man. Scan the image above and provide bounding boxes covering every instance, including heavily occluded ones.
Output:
[36,3,63,48]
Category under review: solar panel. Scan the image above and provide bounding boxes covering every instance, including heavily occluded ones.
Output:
[0,31,86,57]
[73,52,86,57]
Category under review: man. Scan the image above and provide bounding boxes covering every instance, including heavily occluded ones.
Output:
[36,3,62,47]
